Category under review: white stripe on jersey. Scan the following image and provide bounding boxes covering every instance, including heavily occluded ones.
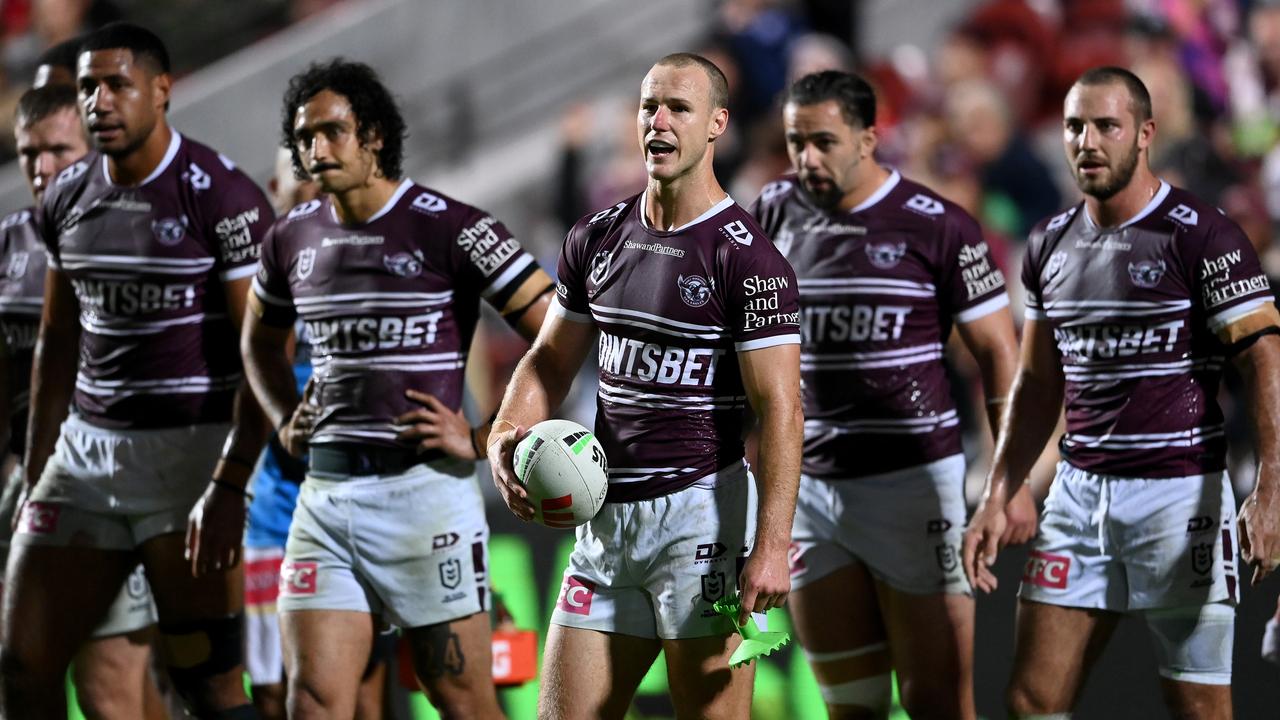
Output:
[251,277,293,307]
[1044,299,1191,320]
[798,277,935,298]
[295,290,454,316]
[313,425,401,443]
[59,254,216,275]
[955,293,1010,324]
[220,264,259,282]
[314,350,467,373]
[0,299,42,315]
[552,298,592,324]
[804,409,960,435]
[1063,424,1224,449]
[736,334,801,352]
[76,372,241,395]
[80,312,228,336]
[599,383,744,411]
[589,303,729,340]
[481,253,535,299]
[1208,296,1273,333]
[801,342,944,371]
[607,466,701,484]
[598,380,745,405]
[1064,358,1223,381]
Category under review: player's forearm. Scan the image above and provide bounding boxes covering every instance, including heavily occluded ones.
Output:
[751,387,803,555]
[242,331,299,428]
[1237,335,1280,497]
[975,341,1018,440]
[984,365,1063,506]
[214,382,271,488]
[494,344,573,431]
[23,326,79,487]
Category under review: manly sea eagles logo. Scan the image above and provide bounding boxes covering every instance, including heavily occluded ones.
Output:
[678,274,713,307]
[589,250,612,286]
[151,217,186,246]
[865,241,907,269]
[383,251,423,278]
[5,252,29,280]
[1128,259,1166,288]
[296,247,317,280]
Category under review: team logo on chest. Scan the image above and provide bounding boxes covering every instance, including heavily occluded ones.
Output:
[1046,250,1068,278]
[296,247,317,280]
[384,251,424,278]
[151,217,187,246]
[1127,259,1166,288]
[864,241,907,269]
[677,274,714,307]
[5,252,29,280]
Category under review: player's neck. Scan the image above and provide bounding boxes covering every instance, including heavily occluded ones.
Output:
[330,176,401,226]
[1085,167,1162,229]
[643,171,727,231]
[106,122,173,186]
[837,163,891,213]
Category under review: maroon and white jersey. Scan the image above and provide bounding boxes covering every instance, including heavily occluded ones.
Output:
[556,192,801,502]
[751,171,1009,479]
[39,132,272,429]
[0,207,47,447]
[253,180,540,448]
[1024,182,1273,477]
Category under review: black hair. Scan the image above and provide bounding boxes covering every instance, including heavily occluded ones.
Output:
[36,36,82,76]
[15,84,80,127]
[785,70,877,129]
[79,22,170,75]
[281,59,407,181]
[655,52,730,109]
[1075,66,1153,123]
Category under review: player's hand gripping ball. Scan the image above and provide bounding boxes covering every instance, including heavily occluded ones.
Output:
[514,420,608,528]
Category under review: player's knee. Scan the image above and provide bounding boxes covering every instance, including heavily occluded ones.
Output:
[159,614,250,716]
[806,644,892,717]
[896,674,964,720]
[420,674,488,719]
[1006,682,1068,717]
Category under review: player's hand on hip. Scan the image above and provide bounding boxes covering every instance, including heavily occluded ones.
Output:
[279,378,320,458]
[185,481,247,577]
[962,499,1007,594]
[1238,485,1280,584]
[1001,483,1038,546]
[486,422,534,521]
[737,545,790,626]
[395,389,475,460]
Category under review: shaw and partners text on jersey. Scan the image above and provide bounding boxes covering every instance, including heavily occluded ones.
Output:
[742,273,800,330]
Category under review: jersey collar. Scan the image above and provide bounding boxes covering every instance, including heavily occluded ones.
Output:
[848,168,900,214]
[101,130,182,187]
[1082,180,1170,230]
[638,190,734,233]
[328,178,414,226]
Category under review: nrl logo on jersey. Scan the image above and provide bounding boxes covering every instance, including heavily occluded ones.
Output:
[589,251,612,286]
[296,247,317,280]
[384,250,424,278]
[5,252,29,280]
[865,241,907,269]
[677,274,714,307]
[1046,250,1068,278]
[151,216,187,246]
[1128,259,1166,288]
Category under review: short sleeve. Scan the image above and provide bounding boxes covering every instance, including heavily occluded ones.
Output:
[718,219,801,352]
[1194,220,1274,332]
[250,224,297,328]
[940,213,1009,324]
[552,218,594,324]
[208,172,274,282]
[452,208,538,309]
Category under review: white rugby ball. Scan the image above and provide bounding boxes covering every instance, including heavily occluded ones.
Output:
[514,419,608,529]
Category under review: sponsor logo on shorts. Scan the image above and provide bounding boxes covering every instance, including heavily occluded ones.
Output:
[926,519,952,534]
[700,571,727,603]
[17,502,59,535]
[935,544,958,573]
[1191,542,1213,576]
[432,532,459,550]
[280,560,318,596]
[245,556,284,606]
[438,558,462,590]
[694,542,727,562]
[1186,516,1214,534]
[1023,550,1070,590]
[557,576,595,616]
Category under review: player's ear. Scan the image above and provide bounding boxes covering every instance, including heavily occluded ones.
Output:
[152,71,171,113]
[1137,116,1156,152]
[860,125,879,160]
[708,106,728,142]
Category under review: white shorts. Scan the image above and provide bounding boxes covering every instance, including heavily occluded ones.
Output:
[1019,462,1239,611]
[13,415,228,550]
[550,466,757,640]
[279,459,490,629]
[789,454,971,596]
[244,546,285,685]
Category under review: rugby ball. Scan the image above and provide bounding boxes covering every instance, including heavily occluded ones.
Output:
[513,419,608,529]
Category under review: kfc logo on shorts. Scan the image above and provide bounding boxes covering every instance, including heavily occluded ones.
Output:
[438,558,462,590]
[1023,550,1070,590]
[17,502,59,535]
[280,560,318,596]
[557,576,595,616]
